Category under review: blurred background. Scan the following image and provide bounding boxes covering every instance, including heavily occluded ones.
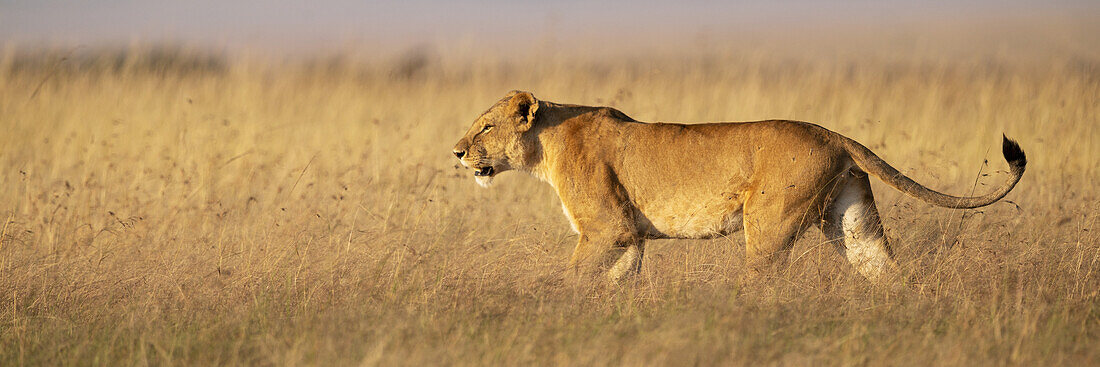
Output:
[2,2,1099,366]
[4,0,1099,57]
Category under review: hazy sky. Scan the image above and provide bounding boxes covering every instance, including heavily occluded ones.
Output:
[2,0,1097,53]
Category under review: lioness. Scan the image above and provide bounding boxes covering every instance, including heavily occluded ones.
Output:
[452,91,1026,284]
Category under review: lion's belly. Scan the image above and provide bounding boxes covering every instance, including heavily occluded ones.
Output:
[634,202,744,239]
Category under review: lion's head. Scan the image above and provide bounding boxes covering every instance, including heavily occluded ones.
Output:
[452,90,540,187]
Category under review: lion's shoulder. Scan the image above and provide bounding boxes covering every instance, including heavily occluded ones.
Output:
[594,107,637,122]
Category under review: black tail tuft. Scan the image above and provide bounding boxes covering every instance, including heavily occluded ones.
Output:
[1001,134,1027,169]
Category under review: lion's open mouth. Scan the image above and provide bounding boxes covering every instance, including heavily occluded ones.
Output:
[474,166,494,177]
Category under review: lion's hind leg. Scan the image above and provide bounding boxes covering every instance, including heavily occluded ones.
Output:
[741,200,816,280]
[822,171,901,285]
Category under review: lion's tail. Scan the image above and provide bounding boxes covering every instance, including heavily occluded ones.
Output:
[836,133,1027,209]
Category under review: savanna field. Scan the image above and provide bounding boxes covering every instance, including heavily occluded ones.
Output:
[1,31,1099,365]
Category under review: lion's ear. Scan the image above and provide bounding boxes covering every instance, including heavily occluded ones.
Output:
[510,91,539,127]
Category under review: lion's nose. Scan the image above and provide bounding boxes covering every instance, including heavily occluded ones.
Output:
[453,150,466,159]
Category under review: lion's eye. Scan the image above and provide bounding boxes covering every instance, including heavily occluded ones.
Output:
[481,125,494,133]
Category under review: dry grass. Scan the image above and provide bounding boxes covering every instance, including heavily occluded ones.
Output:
[0,39,1098,366]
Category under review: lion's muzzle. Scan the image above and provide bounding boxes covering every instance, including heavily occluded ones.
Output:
[473,166,494,177]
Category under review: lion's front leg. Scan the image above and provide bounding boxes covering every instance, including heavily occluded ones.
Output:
[556,163,642,284]
[607,241,645,282]
[569,231,644,283]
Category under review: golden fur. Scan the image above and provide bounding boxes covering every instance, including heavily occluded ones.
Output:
[453,91,1027,284]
